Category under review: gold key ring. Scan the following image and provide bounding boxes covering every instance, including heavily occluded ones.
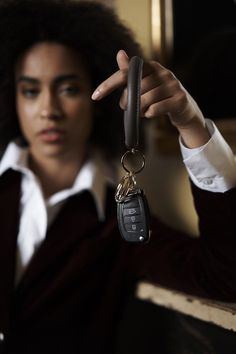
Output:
[121,148,145,175]
[115,173,136,203]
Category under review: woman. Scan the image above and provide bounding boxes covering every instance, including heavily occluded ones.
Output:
[0,1,236,353]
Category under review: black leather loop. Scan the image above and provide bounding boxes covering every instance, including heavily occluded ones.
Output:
[124,56,143,149]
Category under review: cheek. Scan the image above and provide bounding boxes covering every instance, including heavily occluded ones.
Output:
[17,98,36,118]
[16,99,37,136]
[70,100,94,133]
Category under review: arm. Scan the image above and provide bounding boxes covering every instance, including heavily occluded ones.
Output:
[125,179,236,301]
[180,119,236,192]
[92,50,236,192]
[92,51,236,300]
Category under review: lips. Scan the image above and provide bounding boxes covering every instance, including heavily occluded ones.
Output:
[38,127,65,143]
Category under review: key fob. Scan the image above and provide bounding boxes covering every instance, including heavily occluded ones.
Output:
[117,189,151,243]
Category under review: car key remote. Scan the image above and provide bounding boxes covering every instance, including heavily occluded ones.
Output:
[115,56,152,243]
[117,189,150,243]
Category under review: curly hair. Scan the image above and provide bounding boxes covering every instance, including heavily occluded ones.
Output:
[0,0,143,158]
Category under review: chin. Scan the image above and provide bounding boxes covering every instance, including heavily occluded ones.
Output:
[35,144,68,158]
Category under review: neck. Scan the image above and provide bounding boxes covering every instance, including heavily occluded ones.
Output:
[29,151,86,198]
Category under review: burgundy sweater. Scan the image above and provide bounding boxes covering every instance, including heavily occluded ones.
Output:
[0,170,236,353]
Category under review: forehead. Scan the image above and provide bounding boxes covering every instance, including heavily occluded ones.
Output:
[15,42,89,80]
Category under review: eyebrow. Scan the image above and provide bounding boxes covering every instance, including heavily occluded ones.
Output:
[17,74,83,85]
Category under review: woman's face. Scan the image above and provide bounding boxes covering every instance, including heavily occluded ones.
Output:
[15,42,93,161]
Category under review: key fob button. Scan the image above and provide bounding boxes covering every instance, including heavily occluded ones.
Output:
[123,207,140,216]
[124,215,142,224]
[125,223,144,232]
[123,199,140,209]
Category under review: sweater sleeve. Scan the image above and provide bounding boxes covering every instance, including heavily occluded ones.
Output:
[130,182,236,302]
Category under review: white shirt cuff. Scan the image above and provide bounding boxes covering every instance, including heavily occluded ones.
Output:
[180,119,236,192]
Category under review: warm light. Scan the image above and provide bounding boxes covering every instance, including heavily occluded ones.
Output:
[151,0,162,58]
[151,0,173,64]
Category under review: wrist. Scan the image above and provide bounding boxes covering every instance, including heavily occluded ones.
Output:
[177,117,211,148]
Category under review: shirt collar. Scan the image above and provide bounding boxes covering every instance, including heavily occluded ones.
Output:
[0,141,30,176]
[0,141,115,221]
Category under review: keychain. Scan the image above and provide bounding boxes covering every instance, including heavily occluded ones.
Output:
[115,56,151,243]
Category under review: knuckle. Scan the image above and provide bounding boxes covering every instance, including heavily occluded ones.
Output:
[169,79,182,91]
[178,92,188,106]
[159,69,174,81]
[172,93,188,114]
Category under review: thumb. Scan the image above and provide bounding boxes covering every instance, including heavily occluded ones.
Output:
[116,49,129,70]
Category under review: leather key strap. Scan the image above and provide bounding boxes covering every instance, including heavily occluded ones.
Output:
[124,56,143,149]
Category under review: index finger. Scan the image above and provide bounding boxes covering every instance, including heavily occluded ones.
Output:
[91,67,128,101]
[91,50,129,101]
[91,55,161,101]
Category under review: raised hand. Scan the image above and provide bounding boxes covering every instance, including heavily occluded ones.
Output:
[92,50,210,148]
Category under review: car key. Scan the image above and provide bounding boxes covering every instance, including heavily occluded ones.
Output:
[115,56,152,243]
[117,188,151,243]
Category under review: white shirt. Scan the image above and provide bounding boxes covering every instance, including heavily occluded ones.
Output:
[180,119,236,192]
[0,143,113,284]
[1,119,236,282]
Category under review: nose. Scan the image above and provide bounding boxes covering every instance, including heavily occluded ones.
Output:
[40,90,62,120]
[40,108,62,120]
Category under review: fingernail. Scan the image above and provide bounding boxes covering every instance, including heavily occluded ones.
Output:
[91,89,101,100]
[119,49,128,57]
[145,109,152,118]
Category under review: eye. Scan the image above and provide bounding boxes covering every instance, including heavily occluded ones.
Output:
[60,85,80,96]
[20,87,40,98]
